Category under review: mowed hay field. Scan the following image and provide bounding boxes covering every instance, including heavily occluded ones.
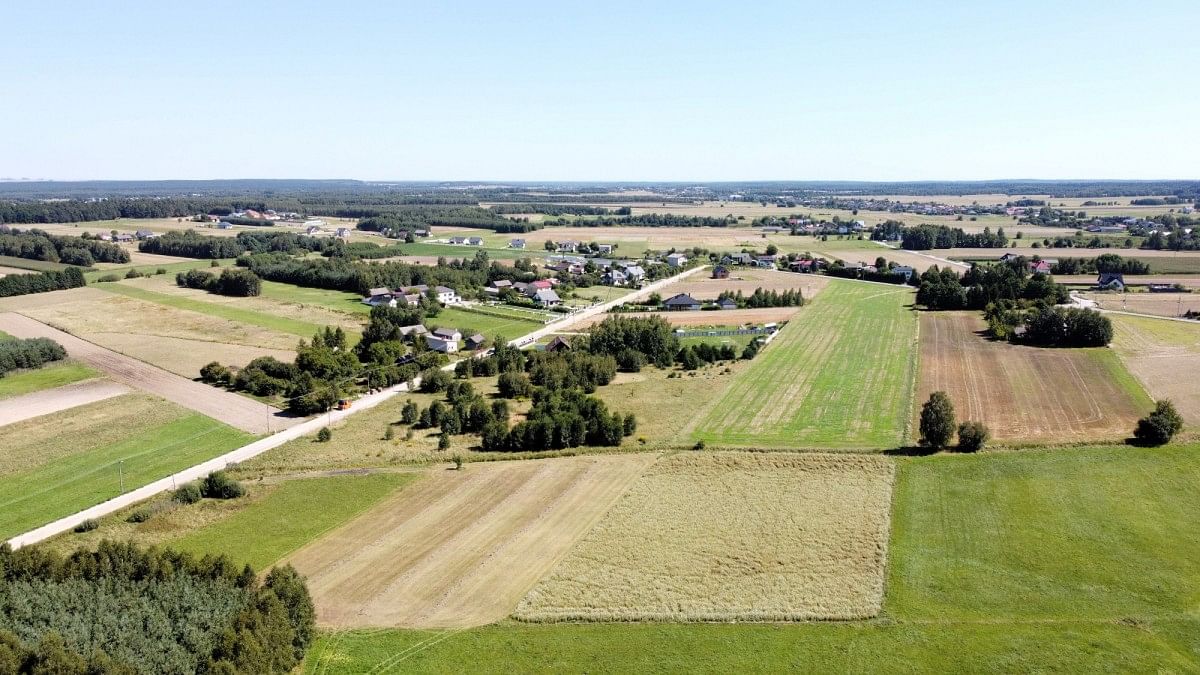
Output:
[575,307,802,329]
[1076,290,1200,318]
[284,454,653,628]
[691,280,918,448]
[656,268,829,299]
[516,452,894,622]
[1111,315,1200,429]
[916,312,1152,443]
[16,292,298,377]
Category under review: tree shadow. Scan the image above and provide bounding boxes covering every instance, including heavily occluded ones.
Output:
[883,445,940,457]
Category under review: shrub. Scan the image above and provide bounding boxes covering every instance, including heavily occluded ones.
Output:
[438,432,451,451]
[317,427,332,442]
[172,483,202,504]
[1133,400,1184,446]
[97,274,121,282]
[73,519,99,533]
[615,348,646,373]
[956,421,989,452]
[384,426,395,441]
[126,509,152,523]
[919,391,956,449]
[452,454,464,470]
[156,267,167,275]
[693,440,706,451]
[199,361,231,385]
[124,268,143,279]
[0,337,67,376]
[200,471,245,499]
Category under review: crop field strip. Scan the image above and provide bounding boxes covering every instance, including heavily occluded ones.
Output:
[0,394,251,539]
[1110,314,1200,428]
[916,312,1152,443]
[516,452,895,622]
[690,279,919,448]
[284,454,653,628]
[0,360,99,399]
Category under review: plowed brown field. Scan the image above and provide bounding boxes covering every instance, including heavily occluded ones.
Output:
[284,454,652,628]
[916,312,1152,443]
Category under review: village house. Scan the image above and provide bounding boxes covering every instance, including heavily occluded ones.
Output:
[533,288,562,306]
[755,255,778,268]
[134,229,156,240]
[716,297,738,310]
[622,265,646,282]
[664,293,702,311]
[425,327,461,353]
[509,238,526,249]
[449,236,468,245]
[485,279,514,295]
[334,227,352,239]
[893,265,916,281]
[1097,272,1126,291]
[305,225,322,236]
[397,324,428,340]
[724,252,753,266]
[595,243,615,255]
[712,265,730,279]
[361,287,397,307]
[216,221,234,230]
[603,269,628,286]
[545,336,572,352]
[1030,260,1054,275]
[666,253,688,268]
[465,334,485,351]
[556,240,580,252]
[467,237,484,246]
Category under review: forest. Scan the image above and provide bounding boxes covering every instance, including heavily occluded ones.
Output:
[0,228,129,266]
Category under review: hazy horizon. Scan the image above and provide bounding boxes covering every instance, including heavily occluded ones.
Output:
[3,0,1198,181]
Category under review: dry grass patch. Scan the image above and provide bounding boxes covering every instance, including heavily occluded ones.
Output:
[657,268,829,299]
[1111,315,1200,431]
[1076,291,1200,318]
[515,451,895,622]
[575,307,801,329]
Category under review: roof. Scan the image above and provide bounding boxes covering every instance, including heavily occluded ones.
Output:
[534,288,561,303]
[718,298,737,307]
[1098,272,1125,284]
[397,324,428,336]
[367,287,391,297]
[435,285,456,294]
[664,293,701,306]
[466,333,485,344]
[432,327,461,339]
[546,336,572,351]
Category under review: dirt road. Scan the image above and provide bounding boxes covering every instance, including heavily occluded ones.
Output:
[285,454,654,628]
[0,312,292,435]
[0,379,130,427]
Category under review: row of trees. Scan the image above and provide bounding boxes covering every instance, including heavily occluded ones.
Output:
[543,213,736,228]
[177,268,263,296]
[715,287,806,308]
[0,228,129,266]
[895,225,1009,250]
[0,541,314,674]
[0,337,66,376]
[0,267,86,298]
[1050,254,1150,275]
[916,264,1068,311]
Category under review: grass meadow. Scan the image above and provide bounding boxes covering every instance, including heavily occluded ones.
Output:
[258,281,371,314]
[0,361,99,399]
[429,306,543,342]
[0,394,252,539]
[0,255,76,272]
[691,279,919,448]
[83,258,238,282]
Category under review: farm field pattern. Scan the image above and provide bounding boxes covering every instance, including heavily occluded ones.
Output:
[691,279,918,448]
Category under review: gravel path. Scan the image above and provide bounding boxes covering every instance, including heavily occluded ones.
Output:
[0,379,131,428]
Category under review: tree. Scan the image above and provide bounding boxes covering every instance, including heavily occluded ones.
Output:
[317,427,332,442]
[956,421,989,452]
[919,391,956,448]
[400,399,419,424]
[1133,400,1184,446]
[438,432,451,451]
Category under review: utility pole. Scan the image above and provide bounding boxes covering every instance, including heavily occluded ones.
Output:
[118,460,124,494]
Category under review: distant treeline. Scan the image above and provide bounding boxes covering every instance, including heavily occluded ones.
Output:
[489,204,623,216]
[1051,254,1150,275]
[0,228,129,266]
[355,207,540,234]
[240,250,506,297]
[0,267,86,297]
[543,214,736,228]
[140,230,338,259]
[888,224,1009,250]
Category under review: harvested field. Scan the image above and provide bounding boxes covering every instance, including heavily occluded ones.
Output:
[0,287,108,311]
[691,280,918,448]
[14,293,299,375]
[575,307,801,329]
[0,266,34,276]
[1111,315,1200,429]
[656,268,829,299]
[916,312,1151,443]
[1056,275,1200,288]
[516,452,895,622]
[1076,291,1200,319]
[815,246,968,272]
[285,454,653,628]
[0,313,292,434]
[0,378,129,427]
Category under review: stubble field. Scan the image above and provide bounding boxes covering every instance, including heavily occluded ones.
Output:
[916,312,1152,443]
[515,452,894,622]
[1110,314,1200,430]
[690,280,918,448]
[655,267,828,299]
[1075,290,1200,318]
[284,454,653,628]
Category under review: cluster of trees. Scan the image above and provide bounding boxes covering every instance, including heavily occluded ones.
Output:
[543,213,736,228]
[406,381,510,437]
[1050,254,1150,275]
[481,388,634,451]
[916,264,1068,311]
[140,230,340,259]
[1134,400,1184,445]
[176,268,262,296]
[0,337,66,376]
[0,541,314,674]
[1142,221,1200,251]
[715,287,805,308]
[354,206,537,234]
[823,263,913,285]
[490,204,622,216]
[919,391,989,452]
[0,267,86,298]
[1021,306,1113,347]
[582,315,680,368]
[328,241,408,260]
[0,228,129,266]
[896,225,1008,250]
[239,249,505,297]
[677,342,738,370]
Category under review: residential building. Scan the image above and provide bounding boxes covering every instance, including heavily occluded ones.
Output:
[716,298,738,310]
[509,238,526,249]
[666,253,688,268]
[712,265,730,279]
[1097,272,1126,291]
[893,265,916,281]
[465,334,485,350]
[426,327,462,353]
[533,288,561,306]
[664,293,702,311]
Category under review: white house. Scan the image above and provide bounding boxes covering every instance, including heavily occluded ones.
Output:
[893,265,916,281]
[335,227,352,239]
[425,327,462,353]
[666,253,687,268]
[433,285,460,304]
[596,243,614,254]
[467,237,484,246]
[509,239,526,249]
[533,288,561,306]
[623,265,646,281]
[362,287,397,307]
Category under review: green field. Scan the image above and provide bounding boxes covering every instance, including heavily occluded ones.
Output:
[84,258,238,282]
[0,255,77,272]
[258,281,371,314]
[430,306,543,342]
[398,241,546,260]
[0,396,253,539]
[691,280,919,448]
[95,281,336,340]
[169,472,415,569]
[0,361,100,399]
[305,443,1200,672]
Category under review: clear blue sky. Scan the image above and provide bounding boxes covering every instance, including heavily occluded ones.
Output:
[2,0,1197,181]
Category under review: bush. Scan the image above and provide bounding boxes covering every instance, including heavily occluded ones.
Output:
[1133,400,1184,446]
[317,427,332,442]
[438,432,451,451]
[73,519,99,533]
[384,426,395,441]
[693,439,706,450]
[126,509,152,523]
[156,267,167,275]
[615,348,646,372]
[199,361,231,385]
[200,471,245,499]
[97,274,121,282]
[956,421,989,452]
[919,391,956,449]
[172,482,202,504]
[124,268,143,279]
[0,337,67,376]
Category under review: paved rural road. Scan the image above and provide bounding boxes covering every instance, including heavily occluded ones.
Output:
[0,378,131,428]
[0,312,295,435]
[6,265,706,549]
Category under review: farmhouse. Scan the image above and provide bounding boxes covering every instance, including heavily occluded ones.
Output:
[724,252,754,266]
[426,327,462,353]
[1097,272,1126,291]
[603,270,628,286]
[1030,260,1054,275]
[397,324,428,340]
[362,287,397,307]
[664,293,702,311]
[449,236,468,245]
[622,265,646,282]
[556,241,580,252]
[134,229,157,240]
[467,237,484,246]
[666,253,688,268]
[533,288,562,306]
[596,243,615,254]
[717,297,738,310]
[485,279,513,295]
[755,255,778,268]
[509,238,526,249]
[712,265,730,279]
